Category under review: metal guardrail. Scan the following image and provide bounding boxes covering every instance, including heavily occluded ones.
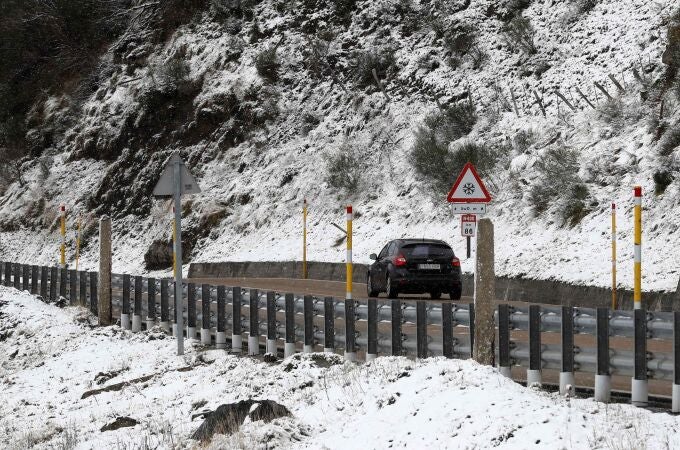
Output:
[1,261,679,410]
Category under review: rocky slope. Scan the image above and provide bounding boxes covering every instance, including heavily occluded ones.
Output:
[1,0,679,291]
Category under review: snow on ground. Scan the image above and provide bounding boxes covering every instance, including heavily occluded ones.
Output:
[2,286,680,449]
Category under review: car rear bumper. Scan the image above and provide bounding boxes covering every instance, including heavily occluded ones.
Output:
[390,270,461,293]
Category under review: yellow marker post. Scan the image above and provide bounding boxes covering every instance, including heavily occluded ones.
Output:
[611,203,617,310]
[60,204,66,268]
[303,199,308,279]
[75,216,82,271]
[633,186,642,310]
[346,205,353,300]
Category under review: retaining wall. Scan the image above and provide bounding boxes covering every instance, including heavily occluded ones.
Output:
[189,261,679,311]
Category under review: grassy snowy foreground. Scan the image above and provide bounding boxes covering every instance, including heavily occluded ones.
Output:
[1,287,679,450]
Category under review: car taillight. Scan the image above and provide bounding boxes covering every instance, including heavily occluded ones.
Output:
[451,257,461,267]
[394,254,407,267]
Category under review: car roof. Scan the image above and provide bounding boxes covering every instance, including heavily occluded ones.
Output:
[394,238,451,247]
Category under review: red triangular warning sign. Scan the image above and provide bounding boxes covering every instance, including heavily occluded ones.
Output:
[447,162,492,203]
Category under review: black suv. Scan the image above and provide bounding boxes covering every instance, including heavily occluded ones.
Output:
[367,239,462,299]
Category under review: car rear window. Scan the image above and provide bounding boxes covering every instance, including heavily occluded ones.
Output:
[401,244,453,258]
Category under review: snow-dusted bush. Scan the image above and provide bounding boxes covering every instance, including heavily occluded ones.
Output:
[302,37,331,78]
[502,15,537,55]
[350,48,396,88]
[444,24,487,69]
[325,144,363,196]
[254,46,280,82]
[654,170,674,195]
[659,125,680,156]
[528,145,590,225]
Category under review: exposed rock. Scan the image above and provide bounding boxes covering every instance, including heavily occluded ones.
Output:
[191,400,290,443]
[100,416,138,432]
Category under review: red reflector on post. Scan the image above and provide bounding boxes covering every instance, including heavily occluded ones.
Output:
[451,258,461,267]
[394,254,407,267]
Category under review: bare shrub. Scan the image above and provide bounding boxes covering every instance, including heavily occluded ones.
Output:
[444,24,487,69]
[350,48,395,88]
[325,143,363,195]
[659,125,680,156]
[654,170,674,195]
[528,145,590,226]
[254,46,279,82]
[502,15,537,55]
[302,37,331,78]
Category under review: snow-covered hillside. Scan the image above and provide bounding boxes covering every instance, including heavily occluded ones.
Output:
[1,0,679,291]
[2,286,680,449]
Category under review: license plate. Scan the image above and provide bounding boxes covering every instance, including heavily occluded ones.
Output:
[418,264,440,270]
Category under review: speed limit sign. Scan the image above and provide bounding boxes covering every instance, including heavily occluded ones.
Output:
[461,214,476,237]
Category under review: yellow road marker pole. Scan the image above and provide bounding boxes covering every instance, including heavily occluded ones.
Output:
[346,205,353,300]
[75,216,82,271]
[60,204,66,268]
[633,186,642,310]
[344,204,355,361]
[611,203,617,310]
[303,199,308,279]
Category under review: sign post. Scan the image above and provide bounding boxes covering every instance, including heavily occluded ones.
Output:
[447,162,493,366]
[153,153,201,356]
[461,214,477,259]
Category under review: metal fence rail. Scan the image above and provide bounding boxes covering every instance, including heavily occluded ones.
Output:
[1,261,679,411]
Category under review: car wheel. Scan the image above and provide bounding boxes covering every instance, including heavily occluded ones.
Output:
[430,291,442,300]
[367,274,380,297]
[386,275,398,299]
[449,288,461,300]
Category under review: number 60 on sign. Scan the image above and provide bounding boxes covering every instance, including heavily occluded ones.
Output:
[461,214,476,237]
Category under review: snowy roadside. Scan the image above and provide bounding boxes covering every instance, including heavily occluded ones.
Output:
[1,286,679,450]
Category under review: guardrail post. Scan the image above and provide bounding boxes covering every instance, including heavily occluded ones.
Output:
[344,298,356,361]
[249,289,260,355]
[201,284,211,345]
[78,270,86,307]
[121,274,131,329]
[132,276,142,332]
[324,296,335,353]
[595,307,611,402]
[216,285,227,349]
[442,302,453,359]
[367,298,378,360]
[41,266,48,298]
[0,261,4,285]
[22,264,29,291]
[31,265,38,295]
[416,301,427,359]
[391,299,402,356]
[89,273,98,316]
[560,306,575,395]
[160,279,170,332]
[146,278,156,330]
[303,295,314,353]
[59,267,67,299]
[673,311,680,413]
[172,281,179,337]
[498,304,511,377]
[69,269,77,305]
[14,263,21,290]
[232,287,242,353]
[468,303,475,358]
[632,308,648,406]
[50,267,57,301]
[4,261,11,286]
[285,293,295,358]
[527,304,542,386]
[266,291,277,354]
[187,282,196,340]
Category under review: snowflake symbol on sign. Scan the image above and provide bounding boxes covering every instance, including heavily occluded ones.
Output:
[462,183,475,195]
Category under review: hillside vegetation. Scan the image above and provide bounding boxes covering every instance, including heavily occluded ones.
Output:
[1,0,679,291]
